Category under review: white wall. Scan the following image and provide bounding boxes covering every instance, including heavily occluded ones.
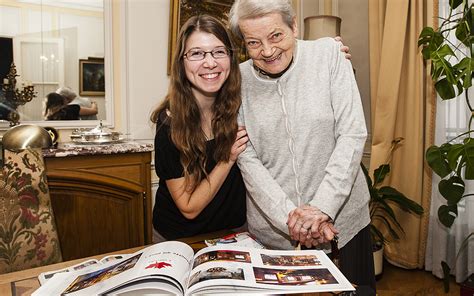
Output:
[120,0,170,142]
[118,0,170,209]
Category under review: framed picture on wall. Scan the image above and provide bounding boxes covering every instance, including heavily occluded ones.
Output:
[79,58,105,96]
[168,0,248,74]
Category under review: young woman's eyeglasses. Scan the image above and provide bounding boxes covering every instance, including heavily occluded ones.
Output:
[184,47,230,61]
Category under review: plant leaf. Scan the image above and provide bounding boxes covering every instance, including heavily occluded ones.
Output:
[369,224,386,244]
[438,204,458,228]
[447,143,464,170]
[449,0,463,10]
[432,44,455,59]
[430,44,458,88]
[418,26,435,47]
[441,261,451,292]
[454,57,473,89]
[418,27,445,60]
[360,163,372,188]
[455,19,470,47]
[431,61,445,79]
[373,164,390,186]
[456,81,465,96]
[373,199,404,233]
[379,186,424,215]
[435,78,456,100]
[438,176,465,205]
[373,213,402,238]
[463,137,474,179]
[426,145,452,177]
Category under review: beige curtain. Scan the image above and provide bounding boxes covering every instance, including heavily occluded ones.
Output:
[368,0,436,268]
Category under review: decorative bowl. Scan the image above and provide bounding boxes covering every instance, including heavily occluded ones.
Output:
[70,122,123,144]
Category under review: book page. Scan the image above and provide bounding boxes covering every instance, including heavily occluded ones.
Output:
[38,259,100,285]
[33,241,194,296]
[38,254,130,285]
[204,232,265,249]
[186,245,354,295]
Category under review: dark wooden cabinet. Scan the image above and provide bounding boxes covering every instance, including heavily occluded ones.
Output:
[44,152,152,261]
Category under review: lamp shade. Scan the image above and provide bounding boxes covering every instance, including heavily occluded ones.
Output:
[304,15,341,40]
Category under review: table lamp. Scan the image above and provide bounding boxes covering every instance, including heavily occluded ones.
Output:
[303,15,341,40]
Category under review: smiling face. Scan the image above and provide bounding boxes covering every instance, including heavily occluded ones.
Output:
[183,31,231,101]
[239,13,297,75]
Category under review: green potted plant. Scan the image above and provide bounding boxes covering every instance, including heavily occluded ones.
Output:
[417,0,473,291]
[361,138,424,276]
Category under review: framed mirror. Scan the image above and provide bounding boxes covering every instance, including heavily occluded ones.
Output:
[0,0,113,129]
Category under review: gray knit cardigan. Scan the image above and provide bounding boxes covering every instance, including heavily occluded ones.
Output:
[237,38,371,250]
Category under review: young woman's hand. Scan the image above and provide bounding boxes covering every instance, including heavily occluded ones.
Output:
[335,36,351,60]
[229,126,248,162]
[79,102,98,116]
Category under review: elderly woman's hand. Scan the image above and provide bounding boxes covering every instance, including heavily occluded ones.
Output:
[297,221,339,248]
[287,205,339,247]
[310,220,339,247]
[335,36,351,60]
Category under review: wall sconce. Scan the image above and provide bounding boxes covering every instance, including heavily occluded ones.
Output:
[0,62,37,126]
[304,15,342,40]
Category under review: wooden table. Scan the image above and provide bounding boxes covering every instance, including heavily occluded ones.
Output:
[0,230,229,296]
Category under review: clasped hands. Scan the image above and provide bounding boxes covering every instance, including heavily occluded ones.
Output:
[287,205,339,248]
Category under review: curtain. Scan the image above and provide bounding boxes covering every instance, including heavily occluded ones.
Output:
[368,0,435,268]
[424,0,474,282]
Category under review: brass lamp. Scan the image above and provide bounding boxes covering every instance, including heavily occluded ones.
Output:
[303,15,341,40]
[2,125,52,150]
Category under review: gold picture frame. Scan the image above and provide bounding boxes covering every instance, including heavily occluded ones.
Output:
[79,58,105,96]
[167,0,247,75]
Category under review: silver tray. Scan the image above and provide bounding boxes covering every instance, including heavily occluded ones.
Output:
[71,137,125,145]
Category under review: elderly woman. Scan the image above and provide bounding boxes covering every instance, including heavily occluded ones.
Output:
[229,0,375,290]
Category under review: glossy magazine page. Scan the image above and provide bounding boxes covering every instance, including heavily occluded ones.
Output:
[186,245,354,295]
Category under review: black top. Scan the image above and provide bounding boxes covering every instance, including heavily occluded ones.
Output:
[153,112,246,239]
[47,105,80,120]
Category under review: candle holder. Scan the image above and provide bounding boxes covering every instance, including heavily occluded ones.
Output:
[0,62,37,126]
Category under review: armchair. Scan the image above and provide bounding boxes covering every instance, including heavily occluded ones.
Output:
[0,148,62,274]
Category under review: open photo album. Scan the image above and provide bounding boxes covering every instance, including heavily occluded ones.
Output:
[33,241,354,295]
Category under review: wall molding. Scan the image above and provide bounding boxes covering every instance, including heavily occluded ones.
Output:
[119,0,130,136]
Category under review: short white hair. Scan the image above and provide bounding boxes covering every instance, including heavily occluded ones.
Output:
[55,87,77,100]
[229,0,295,39]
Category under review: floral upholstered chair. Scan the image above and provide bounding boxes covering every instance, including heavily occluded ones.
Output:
[0,148,62,274]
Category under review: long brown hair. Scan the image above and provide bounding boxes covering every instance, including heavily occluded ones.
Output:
[44,92,67,119]
[150,15,241,190]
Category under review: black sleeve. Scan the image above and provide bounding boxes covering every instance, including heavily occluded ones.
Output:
[66,105,80,120]
[154,122,184,180]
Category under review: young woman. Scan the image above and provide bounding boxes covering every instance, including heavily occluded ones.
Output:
[44,92,97,120]
[150,15,248,241]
